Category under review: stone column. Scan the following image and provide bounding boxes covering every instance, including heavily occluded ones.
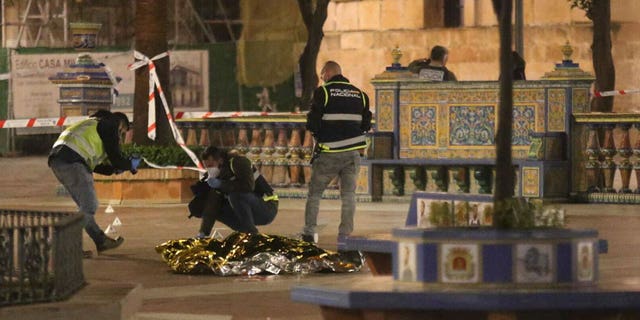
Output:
[185,122,198,146]
[260,124,276,183]
[221,123,236,148]
[271,123,289,187]
[302,130,314,186]
[633,123,640,193]
[617,123,633,193]
[197,122,210,146]
[584,124,601,192]
[235,124,250,156]
[248,125,263,171]
[600,124,616,193]
[288,124,304,187]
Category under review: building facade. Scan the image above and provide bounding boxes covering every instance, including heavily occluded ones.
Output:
[318,0,640,113]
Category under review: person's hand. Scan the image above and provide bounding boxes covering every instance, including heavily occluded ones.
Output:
[207,178,222,189]
[130,156,141,174]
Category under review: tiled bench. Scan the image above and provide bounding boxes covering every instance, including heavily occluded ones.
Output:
[345,192,608,276]
[291,276,640,320]
[345,192,494,275]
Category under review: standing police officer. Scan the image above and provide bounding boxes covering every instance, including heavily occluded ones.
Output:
[302,61,372,249]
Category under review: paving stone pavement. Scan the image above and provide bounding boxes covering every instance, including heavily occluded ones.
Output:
[1,156,640,320]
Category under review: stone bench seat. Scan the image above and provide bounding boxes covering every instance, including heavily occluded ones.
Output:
[290,275,640,320]
[344,233,394,275]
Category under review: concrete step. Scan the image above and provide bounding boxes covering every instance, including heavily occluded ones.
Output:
[3,281,143,320]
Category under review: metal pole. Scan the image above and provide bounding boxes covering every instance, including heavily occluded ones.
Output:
[515,0,524,56]
[174,0,179,44]
[7,49,15,153]
[2,0,6,48]
[63,0,68,44]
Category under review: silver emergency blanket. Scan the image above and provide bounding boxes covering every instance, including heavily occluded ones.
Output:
[156,232,363,275]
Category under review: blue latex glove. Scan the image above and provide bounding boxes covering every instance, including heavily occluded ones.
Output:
[207,178,222,189]
[130,156,141,174]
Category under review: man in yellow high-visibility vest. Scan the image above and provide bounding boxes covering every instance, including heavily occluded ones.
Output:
[48,110,141,254]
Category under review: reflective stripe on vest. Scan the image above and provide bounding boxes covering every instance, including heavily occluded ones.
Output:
[263,194,279,202]
[318,135,367,152]
[53,119,106,170]
[321,114,363,121]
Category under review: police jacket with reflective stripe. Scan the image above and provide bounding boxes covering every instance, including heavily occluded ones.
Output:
[306,74,372,152]
[216,155,275,198]
[50,117,131,174]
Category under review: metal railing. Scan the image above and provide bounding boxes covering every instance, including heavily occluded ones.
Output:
[0,209,84,306]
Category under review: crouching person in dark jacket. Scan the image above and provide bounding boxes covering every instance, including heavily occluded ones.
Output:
[189,146,278,237]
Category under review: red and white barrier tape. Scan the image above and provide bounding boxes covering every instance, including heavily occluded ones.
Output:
[174,111,301,119]
[0,116,87,129]
[128,50,204,171]
[0,112,302,129]
[593,89,640,97]
[142,157,205,173]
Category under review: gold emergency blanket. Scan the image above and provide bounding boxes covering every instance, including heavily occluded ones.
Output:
[156,232,363,275]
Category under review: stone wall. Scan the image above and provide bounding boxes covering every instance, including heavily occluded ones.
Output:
[319,0,640,113]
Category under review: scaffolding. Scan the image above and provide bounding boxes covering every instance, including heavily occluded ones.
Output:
[1,0,239,48]
[172,0,215,44]
[3,0,69,48]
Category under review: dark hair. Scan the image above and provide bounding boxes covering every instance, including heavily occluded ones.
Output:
[430,45,448,62]
[111,112,130,131]
[91,109,130,130]
[90,109,113,119]
[201,146,227,161]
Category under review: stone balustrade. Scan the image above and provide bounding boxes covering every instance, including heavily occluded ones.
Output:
[573,113,640,202]
[176,114,317,189]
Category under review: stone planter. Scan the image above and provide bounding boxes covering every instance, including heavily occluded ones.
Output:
[94,169,199,204]
[393,227,601,288]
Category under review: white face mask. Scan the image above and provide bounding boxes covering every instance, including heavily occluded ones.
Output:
[206,167,220,179]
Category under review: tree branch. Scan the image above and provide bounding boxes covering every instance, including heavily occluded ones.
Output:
[297,0,314,30]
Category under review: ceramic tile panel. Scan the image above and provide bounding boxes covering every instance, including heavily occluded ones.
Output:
[410,105,438,147]
[577,241,595,282]
[448,105,495,147]
[515,243,554,283]
[522,166,541,197]
[572,87,590,113]
[548,89,566,132]
[398,242,417,282]
[376,90,394,132]
[441,244,480,283]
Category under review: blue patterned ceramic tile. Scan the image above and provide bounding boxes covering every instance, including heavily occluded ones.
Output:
[449,105,495,146]
[410,106,437,146]
[512,105,536,146]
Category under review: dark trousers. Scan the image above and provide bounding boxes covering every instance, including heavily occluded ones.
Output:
[199,190,278,235]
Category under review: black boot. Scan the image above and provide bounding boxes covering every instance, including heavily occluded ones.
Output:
[97,236,124,253]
